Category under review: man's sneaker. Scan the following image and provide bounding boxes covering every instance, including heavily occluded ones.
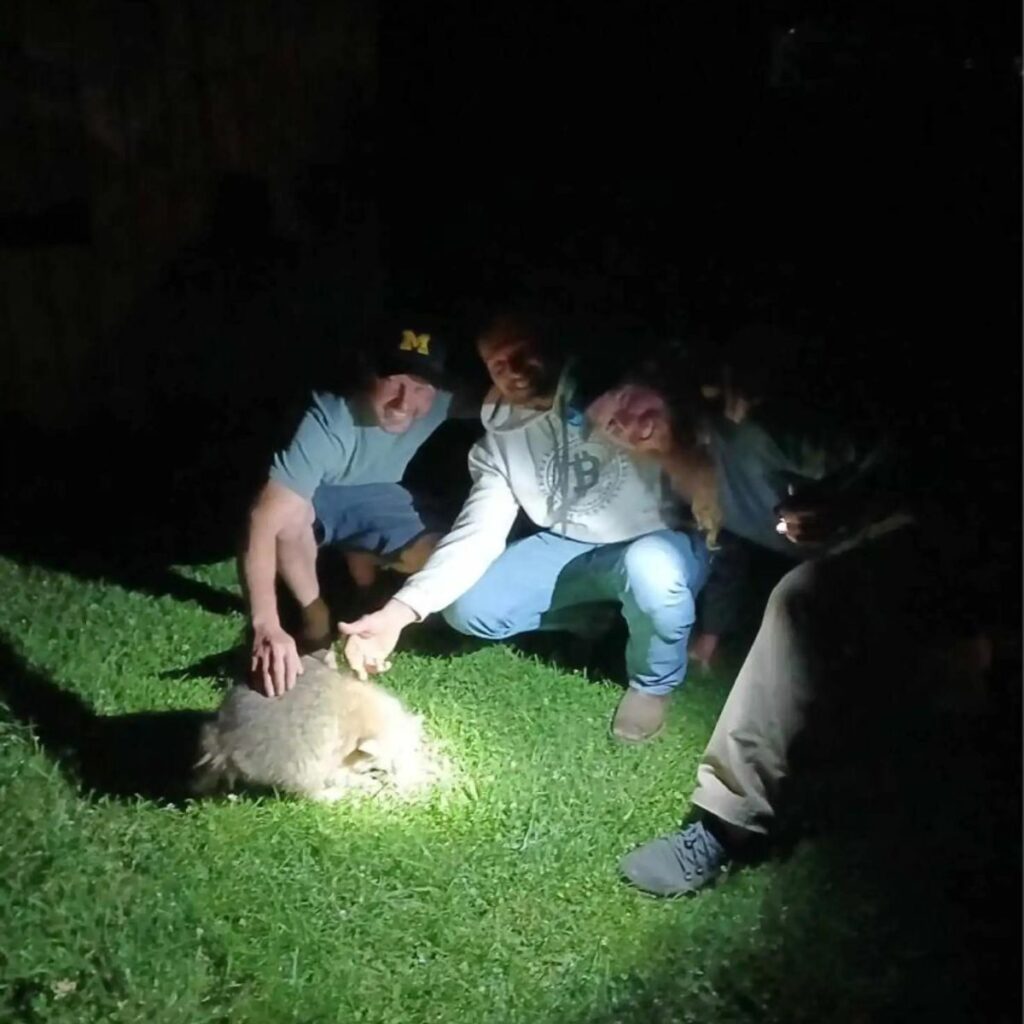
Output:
[611,689,670,743]
[619,821,730,896]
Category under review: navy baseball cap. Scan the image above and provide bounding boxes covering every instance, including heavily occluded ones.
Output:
[369,321,449,388]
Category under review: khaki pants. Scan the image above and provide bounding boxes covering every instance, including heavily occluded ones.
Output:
[691,519,943,835]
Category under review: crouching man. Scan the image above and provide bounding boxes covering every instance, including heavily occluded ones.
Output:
[241,321,466,697]
[338,313,712,743]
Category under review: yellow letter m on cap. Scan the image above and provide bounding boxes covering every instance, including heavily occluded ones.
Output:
[400,330,431,355]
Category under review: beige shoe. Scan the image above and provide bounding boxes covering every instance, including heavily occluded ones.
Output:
[611,689,671,743]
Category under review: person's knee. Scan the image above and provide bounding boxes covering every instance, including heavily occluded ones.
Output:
[442,596,517,640]
[765,562,816,622]
[622,534,694,611]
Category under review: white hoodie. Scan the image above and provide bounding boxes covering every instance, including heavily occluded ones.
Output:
[394,364,684,620]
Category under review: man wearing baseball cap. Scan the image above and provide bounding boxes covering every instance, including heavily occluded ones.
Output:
[240,319,472,697]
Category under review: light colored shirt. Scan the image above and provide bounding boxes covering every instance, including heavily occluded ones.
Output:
[269,389,455,500]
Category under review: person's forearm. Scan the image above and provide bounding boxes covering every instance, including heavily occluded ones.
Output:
[243,523,282,630]
[383,598,419,628]
[393,440,520,619]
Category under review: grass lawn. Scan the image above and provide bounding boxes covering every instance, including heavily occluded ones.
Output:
[0,554,1018,1024]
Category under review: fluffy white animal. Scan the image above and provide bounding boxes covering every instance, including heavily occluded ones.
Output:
[193,648,428,801]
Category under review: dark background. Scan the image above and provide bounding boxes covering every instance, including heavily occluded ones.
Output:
[0,0,1018,623]
[2,0,1019,606]
[0,4,1021,1020]
[0,0,1019,596]
[3,1,1020,408]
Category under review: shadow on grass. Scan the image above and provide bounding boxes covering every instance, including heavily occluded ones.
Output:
[158,645,250,687]
[0,636,209,803]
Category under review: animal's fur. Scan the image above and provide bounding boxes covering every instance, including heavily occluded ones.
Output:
[193,649,427,801]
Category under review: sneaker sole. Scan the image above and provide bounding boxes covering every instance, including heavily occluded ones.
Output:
[619,869,725,898]
[609,720,667,744]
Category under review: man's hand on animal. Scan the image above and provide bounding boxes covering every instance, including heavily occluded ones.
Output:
[250,623,304,697]
[338,599,418,680]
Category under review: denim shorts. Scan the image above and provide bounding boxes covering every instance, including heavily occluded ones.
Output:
[311,483,456,559]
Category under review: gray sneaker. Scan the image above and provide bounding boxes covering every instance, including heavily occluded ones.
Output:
[619,821,730,896]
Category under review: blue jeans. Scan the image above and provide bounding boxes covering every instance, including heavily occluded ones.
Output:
[442,529,712,695]
[312,483,455,559]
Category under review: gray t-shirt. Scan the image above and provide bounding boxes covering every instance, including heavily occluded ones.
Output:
[269,389,455,500]
[708,411,888,559]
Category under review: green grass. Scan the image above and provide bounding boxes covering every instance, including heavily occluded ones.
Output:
[0,556,1017,1024]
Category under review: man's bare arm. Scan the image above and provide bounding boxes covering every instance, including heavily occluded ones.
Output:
[243,482,310,623]
[242,480,315,694]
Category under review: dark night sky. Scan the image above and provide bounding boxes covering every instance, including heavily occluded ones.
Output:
[1,0,1019,551]
[373,1,1023,570]
[374,1,1020,467]
[376,1,1019,326]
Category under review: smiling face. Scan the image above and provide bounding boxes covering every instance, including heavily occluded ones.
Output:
[366,373,437,433]
[476,318,561,409]
[586,383,675,455]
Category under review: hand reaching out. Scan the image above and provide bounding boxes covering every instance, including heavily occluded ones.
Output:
[337,599,418,680]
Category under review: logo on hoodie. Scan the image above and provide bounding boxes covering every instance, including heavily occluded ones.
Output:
[537,435,629,521]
